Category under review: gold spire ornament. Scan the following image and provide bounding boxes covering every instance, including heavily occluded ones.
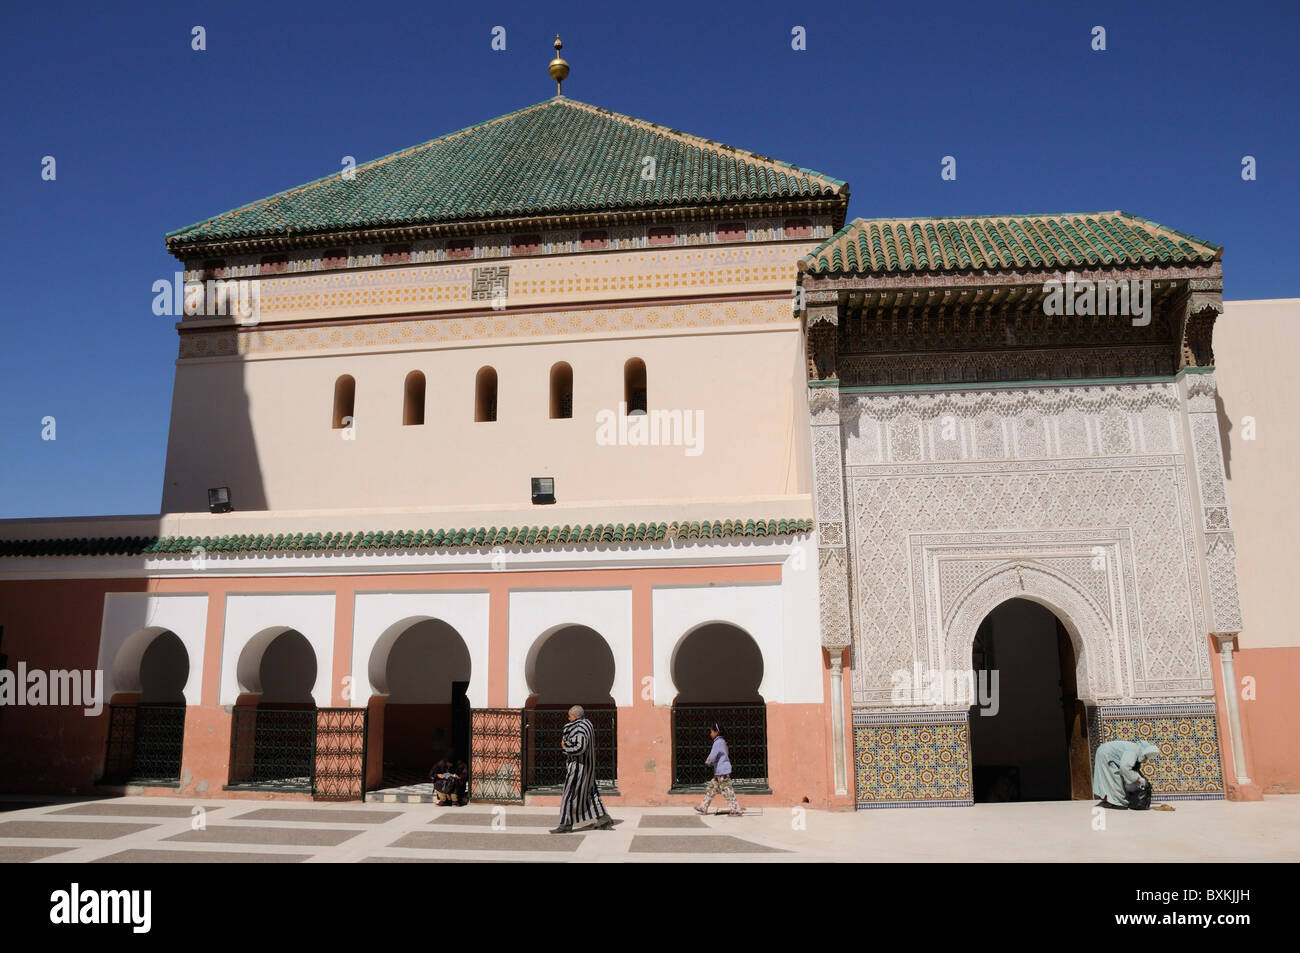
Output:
[548,35,570,97]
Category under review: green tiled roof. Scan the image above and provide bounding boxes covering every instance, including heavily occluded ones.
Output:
[801,211,1221,276]
[166,98,846,250]
[0,519,814,558]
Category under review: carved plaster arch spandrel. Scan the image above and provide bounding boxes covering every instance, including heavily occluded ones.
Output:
[944,561,1121,704]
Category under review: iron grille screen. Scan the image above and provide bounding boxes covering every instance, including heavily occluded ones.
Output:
[102,705,185,786]
[229,707,315,792]
[313,707,367,800]
[102,705,136,783]
[470,708,524,802]
[671,704,769,789]
[523,707,617,792]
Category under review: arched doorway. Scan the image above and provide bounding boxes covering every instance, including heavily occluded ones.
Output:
[229,628,318,791]
[369,618,472,787]
[968,599,1090,802]
[669,623,769,791]
[104,629,190,785]
[523,625,617,791]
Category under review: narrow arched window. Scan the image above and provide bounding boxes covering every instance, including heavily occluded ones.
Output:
[475,366,498,422]
[550,362,573,419]
[332,375,355,429]
[624,358,647,415]
[403,371,426,426]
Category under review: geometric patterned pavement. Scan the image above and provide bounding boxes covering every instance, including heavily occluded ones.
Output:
[2,794,1297,862]
[0,796,786,863]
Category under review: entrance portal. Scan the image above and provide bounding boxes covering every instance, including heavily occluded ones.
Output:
[968,599,1089,802]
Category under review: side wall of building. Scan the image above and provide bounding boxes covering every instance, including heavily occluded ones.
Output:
[1210,298,1300,793]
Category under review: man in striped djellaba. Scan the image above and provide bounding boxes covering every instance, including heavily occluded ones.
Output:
[550,705,614,833]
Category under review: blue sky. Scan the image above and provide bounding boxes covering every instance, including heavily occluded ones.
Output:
[1,0,1296,518]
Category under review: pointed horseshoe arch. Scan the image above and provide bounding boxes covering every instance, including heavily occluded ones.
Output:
[945,562,1120,703]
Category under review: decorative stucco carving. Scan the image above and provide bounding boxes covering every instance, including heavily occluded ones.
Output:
[944,562,1110,704]
[817,547,853,650]
[843,383,1182,466]
[1184,371,1245,634]
[811,382,854,649]
[836,382,1215,709]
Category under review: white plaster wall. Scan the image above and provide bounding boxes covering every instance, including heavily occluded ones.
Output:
[350,591,490,707]
[652,582,814,705]
[508,588,633,707]
[781,534,822,702]
[97,593,208,705]
[220,593,335,706]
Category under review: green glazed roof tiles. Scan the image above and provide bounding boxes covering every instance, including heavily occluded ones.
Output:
[0,520,811,556]
[166,98,845,249]
[801,211,1221,276]
[0,519,813,559]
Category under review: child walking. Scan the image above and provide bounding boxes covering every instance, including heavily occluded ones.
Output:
[695,722,741,816]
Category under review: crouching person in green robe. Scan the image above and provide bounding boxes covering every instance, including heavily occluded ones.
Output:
[1093,739,1159,809]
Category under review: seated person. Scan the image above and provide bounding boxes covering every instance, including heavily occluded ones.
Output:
[430,751,468,806]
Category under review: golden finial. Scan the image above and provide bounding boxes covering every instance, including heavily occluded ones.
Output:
[548,35,570,97]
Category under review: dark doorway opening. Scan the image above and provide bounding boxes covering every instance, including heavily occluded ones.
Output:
[969,599,1087,803]
[378,620,472,786]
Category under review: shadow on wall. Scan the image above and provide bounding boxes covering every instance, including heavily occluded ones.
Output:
[160,326,268,512]
[0,568,159,793]
[671,623,764,704]
[1215,388,1233,480]
[527,625,616,707]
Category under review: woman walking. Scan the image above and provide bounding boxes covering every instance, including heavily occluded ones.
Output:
[695,722,741,816]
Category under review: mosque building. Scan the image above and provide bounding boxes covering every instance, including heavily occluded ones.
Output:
[1,40,1294,809]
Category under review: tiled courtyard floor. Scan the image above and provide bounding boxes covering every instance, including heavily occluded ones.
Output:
[0,795,1296,863]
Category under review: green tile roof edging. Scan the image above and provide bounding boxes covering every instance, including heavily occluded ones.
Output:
[0,519,815,558]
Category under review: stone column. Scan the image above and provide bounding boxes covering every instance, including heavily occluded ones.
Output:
[828,650,848,795]
[1213,633,1251,786]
